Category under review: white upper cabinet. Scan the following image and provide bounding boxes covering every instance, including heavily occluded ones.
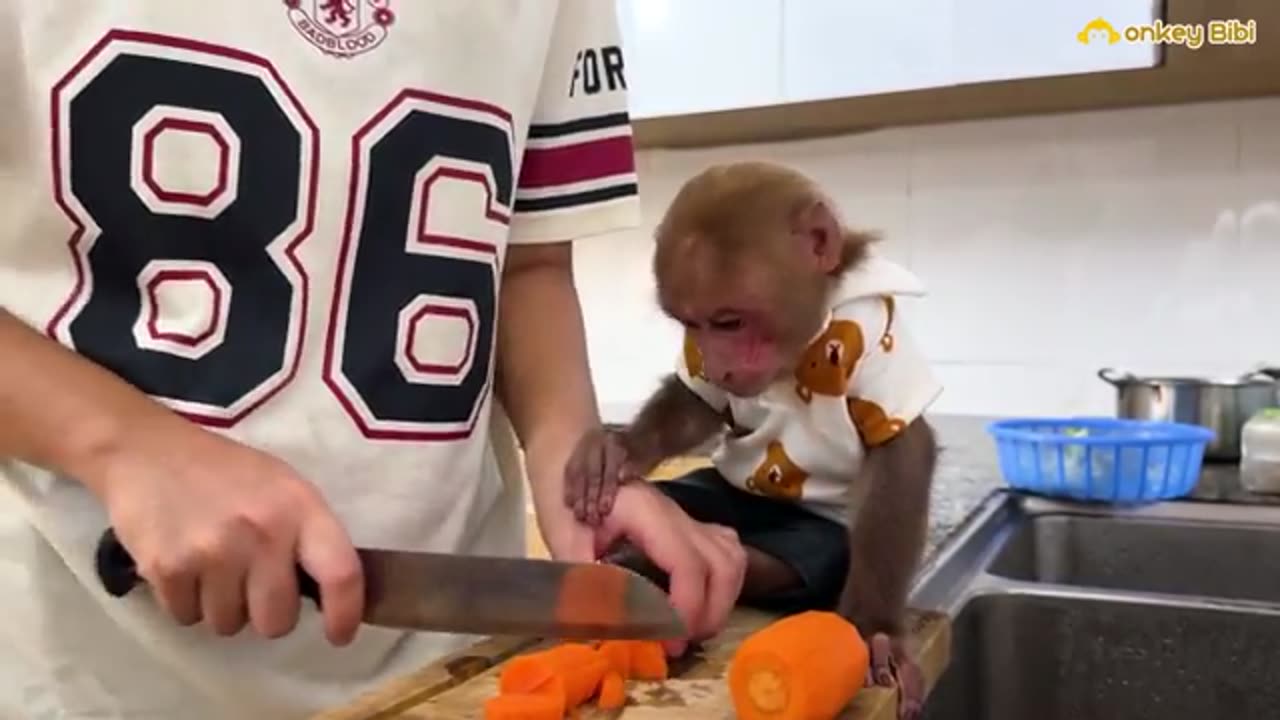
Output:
[780,0,956,104]
[615,0,783,119]
[950,1,1161,85]
[615,1,1163,118]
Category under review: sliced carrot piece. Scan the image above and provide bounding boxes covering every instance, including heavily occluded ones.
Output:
[727,610,870,720]
[628,640,668,681]
[497,655,568,718]
[537,643,611,707]
[500,642,610,711]
[483,691,565,720]
[595,640,634,678]
[596,670,627,710]
[498,653,559,695]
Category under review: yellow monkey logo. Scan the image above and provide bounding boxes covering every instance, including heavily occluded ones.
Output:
[1078,18,1122,45]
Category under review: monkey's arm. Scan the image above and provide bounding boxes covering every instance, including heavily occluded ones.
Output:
[622,373,725,474]
[564,374,724,525]
[838,416,936,638]
[834,295,942,720]
[839,417,936,720]
[566,326,730,523]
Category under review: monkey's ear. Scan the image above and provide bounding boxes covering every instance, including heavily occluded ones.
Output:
[795,200,843,273]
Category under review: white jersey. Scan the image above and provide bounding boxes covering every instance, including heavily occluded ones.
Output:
[0,2,640,718]
[676,256,943,524]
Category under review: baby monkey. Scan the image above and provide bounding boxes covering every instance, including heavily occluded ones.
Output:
[565,160,941,720]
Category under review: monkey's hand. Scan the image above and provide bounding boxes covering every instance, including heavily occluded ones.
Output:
[838,417,937,720]
[566,375,724,526]
[563,427,649,527]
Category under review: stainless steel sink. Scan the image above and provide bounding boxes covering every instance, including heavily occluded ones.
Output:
[987,500,1280,604]
[910,491,1280,719]
[921,591,1280,720]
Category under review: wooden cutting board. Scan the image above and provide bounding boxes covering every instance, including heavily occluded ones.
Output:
[313,607,951,720]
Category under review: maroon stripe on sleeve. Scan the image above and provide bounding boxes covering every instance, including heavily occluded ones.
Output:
[518,135,636,190]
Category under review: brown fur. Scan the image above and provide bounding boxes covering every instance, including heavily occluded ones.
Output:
[563,376,723,526]
[622,375,724,467]
[653,162,877,374]
[838,416,936,720]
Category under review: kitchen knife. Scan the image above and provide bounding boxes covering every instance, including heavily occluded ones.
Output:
[93,527,685,641]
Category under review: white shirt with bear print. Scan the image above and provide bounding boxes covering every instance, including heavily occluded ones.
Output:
[675,255,944,524]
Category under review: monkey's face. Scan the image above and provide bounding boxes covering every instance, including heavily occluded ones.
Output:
[653,164,850,396]
[684,309,783,396]
[667,272,828,397]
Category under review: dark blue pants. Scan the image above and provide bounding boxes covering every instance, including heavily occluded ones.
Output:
[652,466,851,613]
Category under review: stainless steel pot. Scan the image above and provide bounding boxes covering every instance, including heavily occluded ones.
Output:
[1098,366,1280,462]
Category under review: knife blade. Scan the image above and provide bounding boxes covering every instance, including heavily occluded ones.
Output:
[93,527,685,641]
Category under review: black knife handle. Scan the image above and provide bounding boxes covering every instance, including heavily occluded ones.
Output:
[94,526,322,607]
[602,541,670,593]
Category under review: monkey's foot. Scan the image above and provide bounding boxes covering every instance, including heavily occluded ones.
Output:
[863,632,925,720]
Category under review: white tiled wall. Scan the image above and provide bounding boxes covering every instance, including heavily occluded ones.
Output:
[576,97,1280,423]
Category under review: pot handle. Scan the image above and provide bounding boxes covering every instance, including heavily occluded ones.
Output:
[1244,363,1280,381]
[1097,367,1135,386]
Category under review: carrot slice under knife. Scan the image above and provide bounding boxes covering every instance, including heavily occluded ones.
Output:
[595,640,633,677]
[628,641,668,681]
[498,654,560,695]
[540,643,611,707]
[492,637,671,719]
[593,639,668,680]
[597,670,627,710]
[500,642,609,709]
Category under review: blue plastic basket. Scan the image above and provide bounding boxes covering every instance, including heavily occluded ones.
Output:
[986,417,1215,504]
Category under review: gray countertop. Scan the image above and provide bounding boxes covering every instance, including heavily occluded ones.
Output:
[922,413,1277,562]
[921,415,1004,558]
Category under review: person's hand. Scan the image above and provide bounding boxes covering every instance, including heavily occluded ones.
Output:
[537,500,596,563]
[89,414,363,646]
[593,483,746,656]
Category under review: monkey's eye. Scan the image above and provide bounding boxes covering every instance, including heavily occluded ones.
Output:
[710,316,742,332]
